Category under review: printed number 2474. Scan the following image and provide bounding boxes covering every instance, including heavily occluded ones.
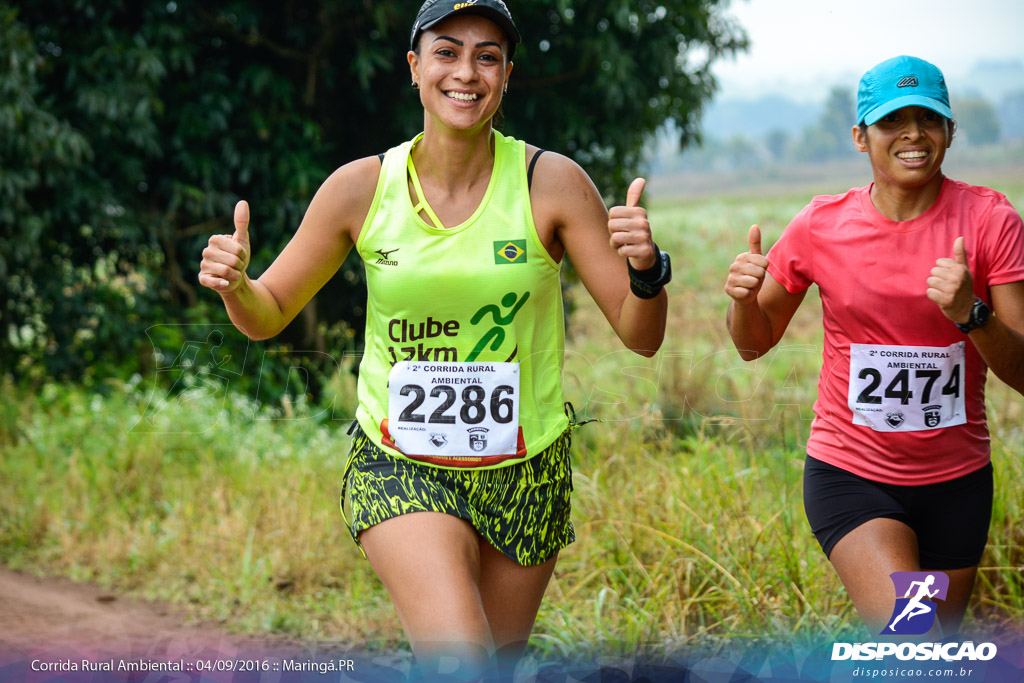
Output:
[855,366,960,405]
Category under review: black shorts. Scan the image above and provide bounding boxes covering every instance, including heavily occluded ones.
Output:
[803,455,993,570]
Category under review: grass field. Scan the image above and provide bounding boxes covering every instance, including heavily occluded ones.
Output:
[2,169,1022,662]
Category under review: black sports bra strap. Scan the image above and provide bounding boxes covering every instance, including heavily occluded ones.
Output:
[527,149,546,191]
[377,152,385,164]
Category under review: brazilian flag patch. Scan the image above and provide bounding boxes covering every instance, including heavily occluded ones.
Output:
[494,239,527,265]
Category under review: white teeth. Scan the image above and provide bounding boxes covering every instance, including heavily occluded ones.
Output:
[446,91,479,102]
[897,150,927,160]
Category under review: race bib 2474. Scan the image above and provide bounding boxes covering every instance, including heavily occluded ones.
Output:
[848,342,966,432]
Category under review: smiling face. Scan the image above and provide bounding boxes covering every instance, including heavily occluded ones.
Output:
[408,14,513,134]
[853,105,954,191]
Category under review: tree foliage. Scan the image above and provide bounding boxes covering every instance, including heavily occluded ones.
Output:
[953,97,1001,146]
[998,90,1024,140]
[1,0,746,389]
[795,86,857,162]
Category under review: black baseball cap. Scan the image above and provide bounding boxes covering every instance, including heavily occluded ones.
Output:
[410,0,521,59]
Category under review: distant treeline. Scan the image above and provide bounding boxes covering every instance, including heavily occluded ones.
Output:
[658,85,1022,173]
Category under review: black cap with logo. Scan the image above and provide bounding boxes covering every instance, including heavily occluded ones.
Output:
[410,0,521,59]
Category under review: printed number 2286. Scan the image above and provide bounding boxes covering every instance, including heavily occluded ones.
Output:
[397,384,515,425]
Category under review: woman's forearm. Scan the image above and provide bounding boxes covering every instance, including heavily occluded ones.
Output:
[219,275,288,341]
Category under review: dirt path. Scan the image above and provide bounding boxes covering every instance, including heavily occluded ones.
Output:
[0,566,414,680]
[0,566,277,657]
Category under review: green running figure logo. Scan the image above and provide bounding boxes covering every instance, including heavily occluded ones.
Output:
[466,291,530,362]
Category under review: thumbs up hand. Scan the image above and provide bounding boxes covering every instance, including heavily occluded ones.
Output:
[608,177,657,271]
[199,200,253,294]
[926,236,976,324]
[725,225,769,304]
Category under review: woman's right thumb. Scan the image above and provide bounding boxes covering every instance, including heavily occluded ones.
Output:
[233,200,250,243]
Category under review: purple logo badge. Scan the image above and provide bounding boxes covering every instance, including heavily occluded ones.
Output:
[882,572,949,635]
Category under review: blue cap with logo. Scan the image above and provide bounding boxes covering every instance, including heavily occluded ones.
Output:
[857,55,952,126]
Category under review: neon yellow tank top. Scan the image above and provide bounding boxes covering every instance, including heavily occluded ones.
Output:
[354,131,568,468]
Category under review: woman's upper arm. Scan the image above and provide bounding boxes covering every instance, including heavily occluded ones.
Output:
[530,153,635,324]
[258,155,381,325]
[759,273,808,347]
[991,280,1024,333]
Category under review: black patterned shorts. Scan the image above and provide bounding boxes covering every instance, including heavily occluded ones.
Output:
[341,425,575,567]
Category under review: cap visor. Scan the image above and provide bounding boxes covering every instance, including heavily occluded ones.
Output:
[862,95,952,126]
[419,9,520,48]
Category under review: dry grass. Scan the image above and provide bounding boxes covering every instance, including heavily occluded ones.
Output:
[2,177,1022,660]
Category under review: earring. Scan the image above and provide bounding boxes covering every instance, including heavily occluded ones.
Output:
[411,81,419,90]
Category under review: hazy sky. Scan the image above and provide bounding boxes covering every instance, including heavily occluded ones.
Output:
[713,0,1024,102]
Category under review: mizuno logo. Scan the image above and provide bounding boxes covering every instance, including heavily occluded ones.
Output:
[375,248,400,266]
[897,76,918,88]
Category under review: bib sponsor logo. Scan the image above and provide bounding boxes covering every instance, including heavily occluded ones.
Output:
[429,433,448,449]
[494,239,526,265]
[468,427,488,451]
[885,410,905,428]
[923,404,941,428]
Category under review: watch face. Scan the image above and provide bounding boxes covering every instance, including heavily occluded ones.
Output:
[959,298,991,333]
[974,299,991,325]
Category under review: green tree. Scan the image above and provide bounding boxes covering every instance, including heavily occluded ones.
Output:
[953,97,1001,146]
[1,0,746,389]
[795,86,856,162]
[998,90,1024,140]
[764,128,791,163]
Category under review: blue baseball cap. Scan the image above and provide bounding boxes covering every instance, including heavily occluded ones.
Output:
[857,56,952,126]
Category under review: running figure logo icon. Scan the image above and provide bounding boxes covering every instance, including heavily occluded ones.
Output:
[882,571,949,635]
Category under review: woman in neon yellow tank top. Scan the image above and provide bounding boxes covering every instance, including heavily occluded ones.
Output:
[198,1,668,677]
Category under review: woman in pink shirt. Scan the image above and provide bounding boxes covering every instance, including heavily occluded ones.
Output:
[725,55,1024,634]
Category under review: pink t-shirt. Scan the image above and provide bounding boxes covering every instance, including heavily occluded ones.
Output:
[768,179,1024,485]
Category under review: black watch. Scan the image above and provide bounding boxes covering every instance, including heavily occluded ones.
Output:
[628,246,672,299]
[956,297,991,334]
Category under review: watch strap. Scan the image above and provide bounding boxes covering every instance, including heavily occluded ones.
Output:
[956,297,991,334]
[628,245,671,299]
